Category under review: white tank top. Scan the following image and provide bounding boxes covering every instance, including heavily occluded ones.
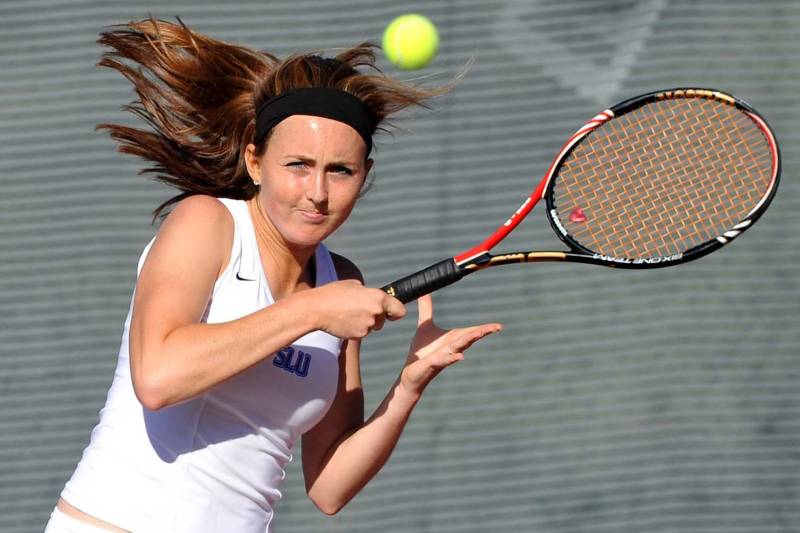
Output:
[61,198,343,533]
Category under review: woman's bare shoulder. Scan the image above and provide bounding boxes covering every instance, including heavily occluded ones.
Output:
[149,195,235,277]
[161,195,233,230]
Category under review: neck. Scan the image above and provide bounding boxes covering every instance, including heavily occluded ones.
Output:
[247,197,316,300]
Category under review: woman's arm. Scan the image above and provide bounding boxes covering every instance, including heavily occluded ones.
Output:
[303,336,421,516]
[302,258,502,515]
[129,196,403,410]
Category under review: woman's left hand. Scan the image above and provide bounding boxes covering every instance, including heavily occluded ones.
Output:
[400,294,502,398]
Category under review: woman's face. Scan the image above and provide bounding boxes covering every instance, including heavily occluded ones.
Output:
[248,115,372,248]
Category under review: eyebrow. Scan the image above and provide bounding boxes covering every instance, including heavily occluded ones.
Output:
[284,155,360,168]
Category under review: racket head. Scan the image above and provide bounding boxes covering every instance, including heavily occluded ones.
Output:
[544,88,780,268]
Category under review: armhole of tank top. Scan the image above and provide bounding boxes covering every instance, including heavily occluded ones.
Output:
[136,236,157,278]
[210,198,240,295]
[316,244,340,285]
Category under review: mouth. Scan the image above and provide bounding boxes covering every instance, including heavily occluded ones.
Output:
[296,209,328,223]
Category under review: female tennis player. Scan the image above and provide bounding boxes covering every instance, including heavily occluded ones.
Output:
[44,18,501,533]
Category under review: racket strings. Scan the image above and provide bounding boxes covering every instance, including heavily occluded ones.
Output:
[552,97,773,259]
[603,101,750,255]
[597,100,766,256]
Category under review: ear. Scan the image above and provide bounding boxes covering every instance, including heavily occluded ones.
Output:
[244,143,262,184]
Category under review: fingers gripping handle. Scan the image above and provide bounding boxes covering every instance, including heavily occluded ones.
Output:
[381,258,464,304]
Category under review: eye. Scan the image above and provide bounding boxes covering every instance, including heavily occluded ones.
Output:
[331,165,353,175]
[286,161,307,169]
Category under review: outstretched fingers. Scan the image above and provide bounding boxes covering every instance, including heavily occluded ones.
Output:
[429,323,503,370]
[401,304,504,394]
[448,323,503,356]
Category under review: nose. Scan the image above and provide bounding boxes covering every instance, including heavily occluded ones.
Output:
[306,169,328,205]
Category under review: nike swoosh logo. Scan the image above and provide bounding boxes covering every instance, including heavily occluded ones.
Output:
[236,272,256,281]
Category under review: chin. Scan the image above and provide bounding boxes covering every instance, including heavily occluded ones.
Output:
[275,214,344,248]
[284,228,334,248]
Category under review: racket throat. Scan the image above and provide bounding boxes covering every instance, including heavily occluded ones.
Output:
[464,252,568,270]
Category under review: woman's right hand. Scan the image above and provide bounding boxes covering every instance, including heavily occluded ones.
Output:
[310,280,406,339]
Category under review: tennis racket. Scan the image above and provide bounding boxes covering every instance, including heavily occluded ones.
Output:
[381,88,780,304]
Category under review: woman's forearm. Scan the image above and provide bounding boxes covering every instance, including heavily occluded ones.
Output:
[307,296,502,514]
[131,290,317,410]
[307,379,421,514]
[132,278,403,411]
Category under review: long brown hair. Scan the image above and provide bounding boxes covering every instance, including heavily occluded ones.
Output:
[97,17,445,221]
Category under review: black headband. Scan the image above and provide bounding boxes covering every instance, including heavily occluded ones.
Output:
[254,88,375,155]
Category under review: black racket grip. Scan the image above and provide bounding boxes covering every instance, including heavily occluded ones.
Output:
[381,258,464,304]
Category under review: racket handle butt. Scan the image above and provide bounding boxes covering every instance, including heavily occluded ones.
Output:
[381,258,463,304]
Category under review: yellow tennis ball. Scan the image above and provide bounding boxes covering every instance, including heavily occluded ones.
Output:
[382,14,439,70]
